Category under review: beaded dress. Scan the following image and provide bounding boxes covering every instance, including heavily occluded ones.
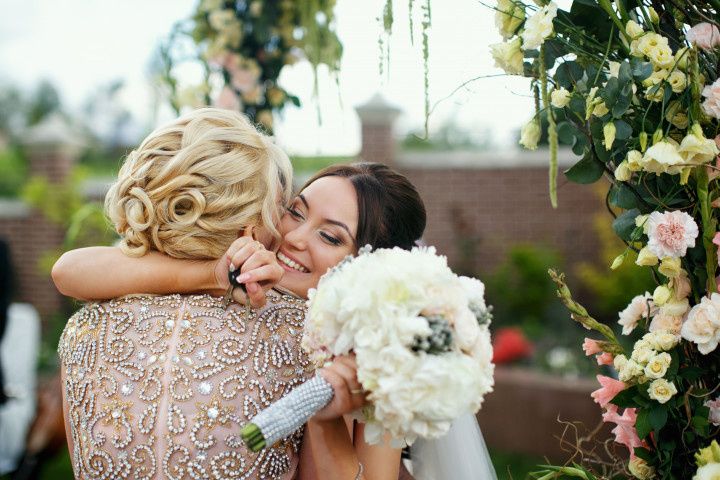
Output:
[58,289,311,480]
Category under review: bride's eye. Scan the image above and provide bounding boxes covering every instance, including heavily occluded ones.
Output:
[286,206,304,220]
[320,232,342,246]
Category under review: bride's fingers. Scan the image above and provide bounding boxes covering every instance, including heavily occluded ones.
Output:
[224,236,255,271]
[228,242,264,278]
[236,264,283,290]
[244,282,267,308]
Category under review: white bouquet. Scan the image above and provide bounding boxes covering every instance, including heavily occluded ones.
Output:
[241,246,494,450]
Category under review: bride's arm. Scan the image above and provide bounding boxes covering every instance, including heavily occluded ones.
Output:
[296,356,401,479]
[52,247,220,301]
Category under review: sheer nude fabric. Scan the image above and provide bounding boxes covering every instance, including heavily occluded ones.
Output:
[58,290,311,480]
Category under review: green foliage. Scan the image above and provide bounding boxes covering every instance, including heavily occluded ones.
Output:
[486,244,564,338]
[402,117,494,151]
[0,146,28,197]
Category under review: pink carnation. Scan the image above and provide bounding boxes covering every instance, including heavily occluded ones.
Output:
[591,375,626,408]
[646,210,699,259]
[602,405,644,454]
[582,338,603,356]
[707,397,720,426]
[687,23,720,50]
[596,352,615,366]
[702,79,720,119]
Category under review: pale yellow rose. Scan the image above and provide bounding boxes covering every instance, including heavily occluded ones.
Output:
[615,161,632,181]
[490,37,524,75]
[637,33,670,57]
[636,247,659,266]
[641,140,684,174]
[660,298,690,317]
[644,352,671,379]
[648,378,677,403]
[659,257,682,278]
[650,331,680,351]
[645,85,665,102]
[604,122,616,151]
[631,345,656,364]
[629,456,656,479]
[647,44,674,69]
[649,312,684,335]
[678,125,720,165]
[550,87,571,108]
[668,71,687,93]
[519,118,541,150]
[619,359,644,382]
[495,0,525,39]
[627,150,644,171]
[625,20,644,39]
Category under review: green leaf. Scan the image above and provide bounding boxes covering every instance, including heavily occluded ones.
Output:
[618,61,633,86]
[564,152,605,184]
[600,77,619,108]
[615,120,632,140]
[572,135,589,156]
[609,183,639,209]
[635,408,651,439]
[557,121,577,144]
[611,387,640,408]
[612,208,640,242]
[555,61,584,89]
[648,405,668,433]
[612,96,631,118]
[630,58,653,81]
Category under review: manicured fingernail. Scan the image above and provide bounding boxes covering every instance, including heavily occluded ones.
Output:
[229,263,236,272]
[236,273,250,283]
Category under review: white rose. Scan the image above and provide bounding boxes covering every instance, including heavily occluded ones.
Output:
[648,378,677,403]
[652,331,680,351]
[619,359,644,382]
[695,464,720,480]
[614,353,628,371]
[495,0,525,39]
[641,140,684,175]
[550,87,572,108]
[644,352,671,379]
[521,2,558,50]
[490,37,524,75]
[519,118,541,150]
[681,293,720,354]
[631,345,656,364]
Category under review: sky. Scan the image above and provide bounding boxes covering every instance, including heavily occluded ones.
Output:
[0,0,537,156]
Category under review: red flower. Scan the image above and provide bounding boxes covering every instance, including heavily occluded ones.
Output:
[492,327,533,364]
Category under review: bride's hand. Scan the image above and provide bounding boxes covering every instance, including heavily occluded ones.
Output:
[214,229,284,308]
[313,355,367,422]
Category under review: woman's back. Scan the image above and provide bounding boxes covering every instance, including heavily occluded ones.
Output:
[59,290,311,480]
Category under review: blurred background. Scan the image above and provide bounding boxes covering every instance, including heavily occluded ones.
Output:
[0,0,654,478]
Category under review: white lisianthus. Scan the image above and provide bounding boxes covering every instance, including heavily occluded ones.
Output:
[653,285,672,306]
[647,43,674,69]
[304,246,494,446]
[625,20,644,39]
[627,150,644,171]
[674,47,690,71]
[694,464,720,480]
[641,140,685,175]
[550,87,572,108]
[681,293,720,354]
[490,37,524,75]
[644,352,671,379]
[521,2,558,50]
[604,122,616,151]
[659,257,682,278]
[648,378,677,403]
[615,161,632,181]
[678,125,720,166]
[495,0,525,39]
[636,247,659,266]
[667,71,687,93]
[592,102,610,117]
[635,213,650,233]
[637,33,670,58]
[519,118,541,150]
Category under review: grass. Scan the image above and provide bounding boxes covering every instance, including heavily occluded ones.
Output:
[15,447,545,480]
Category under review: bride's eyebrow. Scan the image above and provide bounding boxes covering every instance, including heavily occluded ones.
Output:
[298,193,355,240]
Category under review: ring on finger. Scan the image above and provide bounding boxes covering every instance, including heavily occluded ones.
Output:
[350,388,364,395]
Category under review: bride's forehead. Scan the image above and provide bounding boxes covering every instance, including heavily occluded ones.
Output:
[300,176,358,223]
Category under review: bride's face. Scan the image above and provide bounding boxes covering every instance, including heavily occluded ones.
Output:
[277,176,358,298]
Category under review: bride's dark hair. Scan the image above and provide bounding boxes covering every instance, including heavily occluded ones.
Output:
[300,162,426,250]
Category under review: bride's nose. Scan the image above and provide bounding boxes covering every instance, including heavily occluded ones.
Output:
[283,223,309,251]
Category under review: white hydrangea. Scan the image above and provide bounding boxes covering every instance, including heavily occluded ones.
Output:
[303,246,495,446]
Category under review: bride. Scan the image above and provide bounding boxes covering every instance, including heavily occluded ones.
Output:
[54,111,495,479]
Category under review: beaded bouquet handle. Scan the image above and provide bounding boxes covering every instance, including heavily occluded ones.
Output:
[240,374,334,451]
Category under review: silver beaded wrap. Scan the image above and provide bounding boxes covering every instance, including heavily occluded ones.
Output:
[252,374,334,447]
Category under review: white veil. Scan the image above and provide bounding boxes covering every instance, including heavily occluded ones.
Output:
[410,412,497,480]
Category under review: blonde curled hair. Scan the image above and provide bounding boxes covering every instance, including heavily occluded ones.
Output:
[105,108,292,259]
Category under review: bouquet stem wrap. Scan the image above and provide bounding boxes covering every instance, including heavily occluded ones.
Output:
[240,374,334,452]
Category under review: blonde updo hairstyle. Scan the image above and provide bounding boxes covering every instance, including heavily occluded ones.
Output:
[105,108,292,259]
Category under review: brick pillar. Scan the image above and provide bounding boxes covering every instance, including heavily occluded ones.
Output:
[17,115,83,318]
[355,93,401,166]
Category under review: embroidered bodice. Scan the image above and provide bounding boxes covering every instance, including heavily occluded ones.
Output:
[58,290,311,480]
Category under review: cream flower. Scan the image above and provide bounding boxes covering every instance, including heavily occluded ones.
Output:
[647,44,674,69]
[618,293,654,335]
[550,87,571,108]
[490,37,524,75]
[642,68,668,88]
[615,161,632,181]
[521,2,558,50]
[604,122,616,151]
[592,102,610,117]
[627,150,644,171]
[619,359,644,382]
[678,126,720,166]
[636,247,659,266]
[649,312,684,335]
[681,293,720,354]
[653,285,672,305]
[636,33,670,57]
[631,344,656,364]
[608,61,621,78]
[687,23,720,51]
[694,464,720,480]
[625,20,644,39]
[629,456,655,479]
[667,71,687,93]
[647,330,680,351]
[644,352,671,379]
[648,378,677,403]
[646,210,698,258]
[702,79,720,119]
[495,0,525,39]
[660,298,690,317]
[659,257,682,278]
[641,141,684,175]
[519,118,541,150]
[674,47,690,71]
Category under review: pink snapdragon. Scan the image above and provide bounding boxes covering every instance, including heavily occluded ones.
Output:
[582,338,603,355]
[591,375,626,408]
[646,211,699,259]
[687,23,720,51]
[602,405,645,454]
[596,352,615,366]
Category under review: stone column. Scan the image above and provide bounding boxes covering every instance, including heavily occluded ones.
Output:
[14,115,83,317]
[355,93,401,167]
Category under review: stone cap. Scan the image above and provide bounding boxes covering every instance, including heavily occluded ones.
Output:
[22,114,85,153]
[355,93,402,126]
